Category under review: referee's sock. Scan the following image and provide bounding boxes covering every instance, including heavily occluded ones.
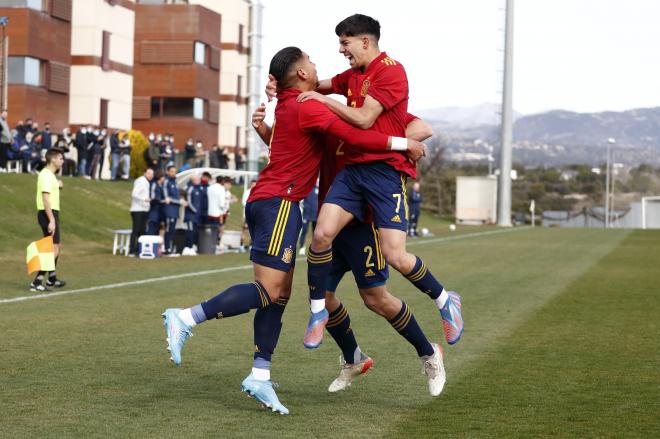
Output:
[48,257,59,282]
[33,271,46,285]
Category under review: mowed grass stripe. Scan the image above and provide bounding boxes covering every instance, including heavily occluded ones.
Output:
[1,227,522,303]
[0,228,647,438]
[387,230,659,438]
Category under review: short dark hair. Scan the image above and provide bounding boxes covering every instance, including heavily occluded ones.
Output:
[45,148,63,164]
[202,171,212,179]
[335,14,381,41]
[216,175,224,184]
[269,46,304,90]
[167,165,176,172]
[155,171,165,180]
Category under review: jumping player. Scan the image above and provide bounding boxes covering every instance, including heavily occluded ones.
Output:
[253,100,446,396]
[161,47,425,415]
[294,15,464,350]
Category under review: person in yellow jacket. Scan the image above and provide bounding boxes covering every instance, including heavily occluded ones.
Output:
[31,148,65,292]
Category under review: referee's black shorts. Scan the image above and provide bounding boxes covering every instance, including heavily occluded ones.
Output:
[37,210,60,244]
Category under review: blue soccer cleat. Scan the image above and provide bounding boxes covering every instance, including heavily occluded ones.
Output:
[162,308,193,365]
[303,308,329,349]
[439,291,463,345]
[241,373,289,415]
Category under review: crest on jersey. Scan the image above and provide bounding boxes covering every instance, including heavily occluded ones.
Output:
[381,57,397,66]
[364,268,376,277]
[347,88,353,97]
[360,79,371,96]
[281,246,293,264]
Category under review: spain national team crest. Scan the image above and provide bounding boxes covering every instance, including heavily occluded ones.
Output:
[360,79,371,96]
[281,246,293,264]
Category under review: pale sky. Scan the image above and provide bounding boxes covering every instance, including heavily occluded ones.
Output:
[259,0,660,115]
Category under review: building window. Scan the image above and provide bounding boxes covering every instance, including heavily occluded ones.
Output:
[8,56,43,86]
[193,98,204,120]
[194,41,206,65]
[162,98,194,117]
[0,0,46,11]
[101,31,111,71]
[150,97,205,118]
[150,97,161,117]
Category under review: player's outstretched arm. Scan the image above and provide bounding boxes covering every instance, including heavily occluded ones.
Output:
[325,119,425,161]
[297,92,383,130]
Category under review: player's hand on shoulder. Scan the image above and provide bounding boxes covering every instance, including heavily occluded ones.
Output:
[252,103,267,129]
[406,139,426,162]
[265,74,277,102]
[297,91,326,104]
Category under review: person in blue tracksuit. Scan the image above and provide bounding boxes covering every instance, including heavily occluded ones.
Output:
[198,171,212,225]
[184,173,204,250]
[408,182,423,237]
[162,165,187,253]
[147,171,166,235]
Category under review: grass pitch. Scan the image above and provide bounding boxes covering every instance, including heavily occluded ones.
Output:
[0,174,658,438]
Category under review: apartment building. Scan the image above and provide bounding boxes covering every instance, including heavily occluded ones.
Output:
[0,0,250,151]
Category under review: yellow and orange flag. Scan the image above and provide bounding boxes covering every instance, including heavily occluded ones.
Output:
[26,236,55,275]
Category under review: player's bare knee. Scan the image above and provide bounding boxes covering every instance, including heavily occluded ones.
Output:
[311,226,333,250]
[360,291,388,317]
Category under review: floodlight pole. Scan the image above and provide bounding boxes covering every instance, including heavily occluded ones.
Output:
[497,0,514,227]
[605,138,615,228]
[246,0,264,173]
[0,18,8,110]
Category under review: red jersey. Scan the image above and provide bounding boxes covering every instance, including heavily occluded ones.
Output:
[331,51,416,178]
[248,88,392,203]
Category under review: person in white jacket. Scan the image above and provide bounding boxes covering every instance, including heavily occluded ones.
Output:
[130,168,154,255]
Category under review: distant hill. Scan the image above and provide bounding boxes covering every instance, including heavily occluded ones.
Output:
[513,107,660,148]
[416,103,522,128]
[427,106,660,165]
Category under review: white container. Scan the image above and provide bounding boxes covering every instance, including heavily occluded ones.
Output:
[138,235,163,259]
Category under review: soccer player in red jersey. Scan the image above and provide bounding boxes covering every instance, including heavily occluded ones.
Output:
[161,46,425,415]
[253,99,447,395]
[286,14,464,351]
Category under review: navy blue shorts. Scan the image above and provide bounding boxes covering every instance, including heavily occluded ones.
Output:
[326,222,389,291]
[245,197,301,272]
[324,162,409,232]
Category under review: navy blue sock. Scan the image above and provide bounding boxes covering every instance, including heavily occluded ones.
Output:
[307,248,333,301]
[325,303,358,364]
[254,296,289,364]
[405,256,444,300]
[388,302,434,357]
[199,281,271,320]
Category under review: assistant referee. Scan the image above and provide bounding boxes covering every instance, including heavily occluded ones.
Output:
[31,148,66,292]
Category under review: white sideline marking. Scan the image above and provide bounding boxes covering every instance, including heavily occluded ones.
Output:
[407,226,527,247]
[1,226,528,305]
[1,265,253,304]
